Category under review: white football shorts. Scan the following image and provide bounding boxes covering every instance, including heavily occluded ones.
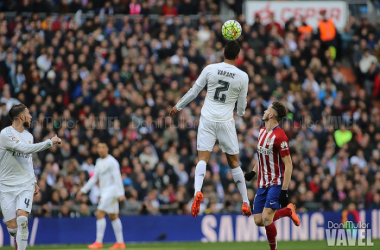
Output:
[197,115,239,155]
[97,189,119,214]
[0,182,35,222]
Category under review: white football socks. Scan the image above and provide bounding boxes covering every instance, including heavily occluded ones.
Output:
[7,227,17,237]
[231,167,249,203]
[194,160,207,196]
[111,218,124,243]
[96,218,106,243]
[16,216,28,250]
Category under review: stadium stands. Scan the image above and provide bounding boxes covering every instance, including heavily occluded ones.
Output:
[0,0,380,219]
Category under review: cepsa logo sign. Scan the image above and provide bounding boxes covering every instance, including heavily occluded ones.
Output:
[245,1,348,30]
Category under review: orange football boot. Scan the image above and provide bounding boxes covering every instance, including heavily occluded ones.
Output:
[191,191,203,217]
[88,242,103,249]
[287,203,300,226]
[241,202,252,217]
[109,243,126,249]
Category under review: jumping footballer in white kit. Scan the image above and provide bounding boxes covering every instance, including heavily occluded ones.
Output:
[78,143,126,249]
[0,104,61,250]
[169,40,251,217]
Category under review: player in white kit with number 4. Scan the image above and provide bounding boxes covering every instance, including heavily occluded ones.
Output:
[0,104,61,250]
[78,143,126,249]
[170,40,251,217]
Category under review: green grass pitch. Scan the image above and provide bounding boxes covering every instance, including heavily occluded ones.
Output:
[2,240,379,250]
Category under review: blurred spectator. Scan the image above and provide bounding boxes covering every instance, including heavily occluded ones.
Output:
[129,0,141,15]
[1,87,20,111]
[226,0,243,16]
[251,14,263,32]
[178,0,197,15]
[79,203,91,217]
[318,9,338,52]
[350,149,367,169]
[139,146,159,170]
[341,25,354,51]
[297,16,313,41]
[266,12,283,37]
[369,192,380,209]
[100,1,114,15]
[334,125,353,148]
[359,49,378,74]
[162,0,178,16]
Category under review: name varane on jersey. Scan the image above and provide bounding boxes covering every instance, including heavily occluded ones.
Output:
[217,69,236,79]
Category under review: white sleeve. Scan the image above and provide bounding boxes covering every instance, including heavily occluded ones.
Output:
[81,166,99,193]
[237,75,249,116]
[0,130,52,154]
[111,160,124,197]
[176,66,209,111]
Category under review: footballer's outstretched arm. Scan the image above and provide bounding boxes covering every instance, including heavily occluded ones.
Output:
[253,162,258,173]
[175,84,204,111]
[237,75,249,116]
[174,66,209,111]
[244,161,257,181]
[281,155,293,190]
[81,166,99,193]
[0,131,53,154]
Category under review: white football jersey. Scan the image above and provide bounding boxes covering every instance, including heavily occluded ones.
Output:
[81,155,124,197]
[176,62,249,122]
[0,126,52,188]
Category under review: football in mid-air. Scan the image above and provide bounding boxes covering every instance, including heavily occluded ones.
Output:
[222,20,242,40]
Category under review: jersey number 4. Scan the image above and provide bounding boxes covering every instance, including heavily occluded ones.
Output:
[24,198,30,208]
[214,80,230,103]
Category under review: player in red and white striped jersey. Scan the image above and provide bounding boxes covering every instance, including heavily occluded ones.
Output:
[244,102,300,250]
[256,120,289,188]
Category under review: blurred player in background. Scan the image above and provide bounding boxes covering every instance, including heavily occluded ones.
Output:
[170,40,251,217]
[78,142,126,249]
[245,102,300,250]
[0,104,61,250]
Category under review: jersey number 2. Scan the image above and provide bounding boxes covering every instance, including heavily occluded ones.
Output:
[214,80,230,103]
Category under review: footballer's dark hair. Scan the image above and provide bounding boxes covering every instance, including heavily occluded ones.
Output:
[224,40,240,60]
[97,141,109,147]
[272,101,287,122]
[9,104,27,121]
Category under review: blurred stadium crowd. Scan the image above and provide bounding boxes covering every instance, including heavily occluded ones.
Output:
[0,0,380,218]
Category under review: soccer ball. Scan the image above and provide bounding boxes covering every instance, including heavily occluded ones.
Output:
[222,20,242,40]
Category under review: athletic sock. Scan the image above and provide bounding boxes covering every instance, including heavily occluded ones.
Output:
[231,167,249,203]
[96,218,106,243]
[7,227,17,237]
[111,218,124,243]
[194,160,207,196]
[16,216,28,250]
[273,207,292,222]
[265,222,277,250]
